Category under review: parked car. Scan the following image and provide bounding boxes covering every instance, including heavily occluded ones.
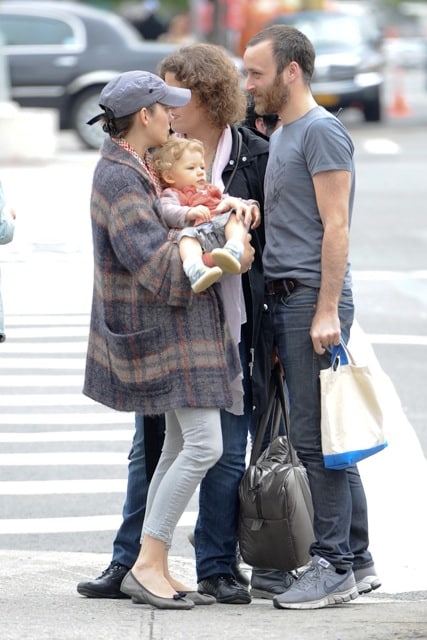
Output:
[267,5,385,122]
[0,1,182,148]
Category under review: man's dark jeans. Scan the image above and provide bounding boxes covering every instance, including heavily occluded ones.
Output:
[270,285,374,571]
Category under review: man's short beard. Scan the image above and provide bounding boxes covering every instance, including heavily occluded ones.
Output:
[256,75,289,115]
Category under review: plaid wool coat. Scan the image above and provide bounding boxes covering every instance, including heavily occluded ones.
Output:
[83,138,241,415]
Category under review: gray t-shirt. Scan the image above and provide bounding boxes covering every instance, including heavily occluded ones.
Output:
[263,106,354,289]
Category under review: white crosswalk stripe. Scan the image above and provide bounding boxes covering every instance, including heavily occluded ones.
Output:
[0,312,197,542]
[0,313,130,536]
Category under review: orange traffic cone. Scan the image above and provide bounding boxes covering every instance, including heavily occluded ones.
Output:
[388,67,411,118]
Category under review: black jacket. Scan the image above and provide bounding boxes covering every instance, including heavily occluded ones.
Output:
[222,125,271,415]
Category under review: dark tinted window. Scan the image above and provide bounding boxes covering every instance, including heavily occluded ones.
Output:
[0,15,75,46]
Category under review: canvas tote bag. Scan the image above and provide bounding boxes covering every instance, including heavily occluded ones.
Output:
[238,364,315,571]
[320,341,388,470]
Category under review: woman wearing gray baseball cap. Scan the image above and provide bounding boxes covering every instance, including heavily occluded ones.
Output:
[84,70,254,610]
[87,69,191,131]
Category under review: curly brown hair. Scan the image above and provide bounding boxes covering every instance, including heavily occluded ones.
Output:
[158,43,247,129]
[152,135,205,187]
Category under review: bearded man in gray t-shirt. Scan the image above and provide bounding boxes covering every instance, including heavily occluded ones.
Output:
[243,24,380,610]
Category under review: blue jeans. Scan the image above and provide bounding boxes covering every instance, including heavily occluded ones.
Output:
[270,285,373,571]
[111,415,164,568]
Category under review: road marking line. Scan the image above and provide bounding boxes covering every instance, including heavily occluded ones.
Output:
[0,375,83,386]
[0,358,85,368]
[0,345,86,354]
[0,452,129,465]
[1,413,132,425]
[362,139,400,155]
[7,326,89,338]
[0,430,134,442]
[367,334,427,345]
[0,479,127,494]
[0,394,98,407]
[0,512,197,534]
[6,315,89,326]
[353,270,427,280]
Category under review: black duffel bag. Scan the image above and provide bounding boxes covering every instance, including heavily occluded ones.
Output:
[238,364,315,571]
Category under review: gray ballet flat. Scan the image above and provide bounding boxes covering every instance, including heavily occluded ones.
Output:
[120,571,194,610]
[132,590,215,606]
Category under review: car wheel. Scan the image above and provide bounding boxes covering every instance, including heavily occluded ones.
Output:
[363,91,382,122]
[71,87,107,150]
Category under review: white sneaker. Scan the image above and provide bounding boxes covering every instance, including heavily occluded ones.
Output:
[211,246,241,274]
[188,265,223,293]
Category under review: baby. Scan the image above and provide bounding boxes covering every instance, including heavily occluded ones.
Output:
[153,136,251,293]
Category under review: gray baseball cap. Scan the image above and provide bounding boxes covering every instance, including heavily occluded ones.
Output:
[87,70,190,125]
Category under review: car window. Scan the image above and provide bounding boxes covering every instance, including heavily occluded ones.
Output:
[0,15,77,46]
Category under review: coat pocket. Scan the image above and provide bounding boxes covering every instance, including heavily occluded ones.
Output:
[105,324,171,395]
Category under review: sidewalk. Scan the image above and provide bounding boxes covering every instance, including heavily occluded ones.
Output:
[1,550,426,640]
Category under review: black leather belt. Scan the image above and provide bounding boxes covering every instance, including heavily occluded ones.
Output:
[266,278,302,295]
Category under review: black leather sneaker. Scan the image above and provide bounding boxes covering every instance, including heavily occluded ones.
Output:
[188,532,250,588]
[77,561,131,599]
[198,574,251,604]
